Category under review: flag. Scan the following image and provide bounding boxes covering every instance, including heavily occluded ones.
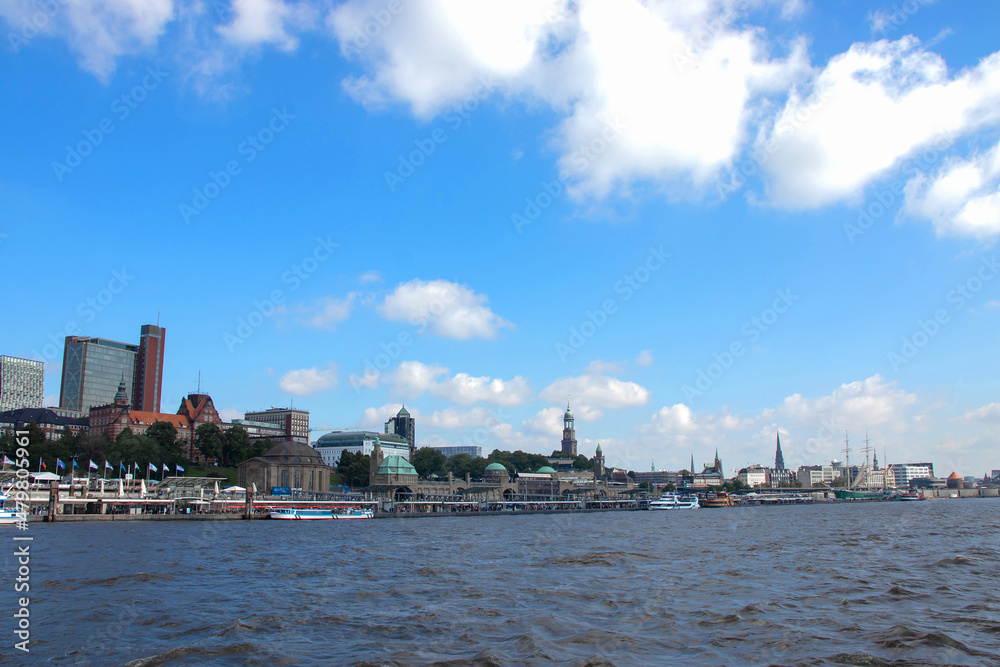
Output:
[148,462,157,472]
[176,464,185,474]
[89,460,99,470]
[105,461,113,470]
[120,462,127,473]
[72,459,79,469]
[162,464,169,473]
[134,462,140,471]
[56,458,65,470]
[2,455,13,466]
[40,459,47,470]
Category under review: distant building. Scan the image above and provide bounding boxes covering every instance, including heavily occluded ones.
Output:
[560,402,577,456]
[59,324,165,413]
[0,355,44,412]
[238,440,332,493]
[229,418,287,442]
[737,465,769,488]
[384,406,415,455]
[244,407,309,443]
[313,430,410,468]
[430,445,482,458]
[889,462,934,488]
[0,407,88,440]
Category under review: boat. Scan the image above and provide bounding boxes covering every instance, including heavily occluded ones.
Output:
[0,492,24,525]
[270,507,374,520]
[898,490,924,501]
[700,491,734,508]
[648,492,699,510]
[833,489,891,500]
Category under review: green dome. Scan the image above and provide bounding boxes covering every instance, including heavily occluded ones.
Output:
[536,466,557,474]
[484,462,507,473]
[377,455,417,476]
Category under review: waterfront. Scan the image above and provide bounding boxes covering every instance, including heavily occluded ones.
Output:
[20,498,1000,665]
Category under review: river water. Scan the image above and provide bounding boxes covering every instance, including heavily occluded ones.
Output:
[15,498,1000,665]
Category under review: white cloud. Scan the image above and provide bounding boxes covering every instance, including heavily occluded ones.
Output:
[217,0,318,51]
[904,139,1000,238]
[294,293,357,330]
[427,407,498,429]
[761,37,1000,210]
[985,300,1000,309]
[540,373,650,419]
[523,407,565,436]
[378,279,514,340]
[359,403,418,428]
[358,270,383,283]
[385,361,531,405]
[348,369,380,390]
[635,350,654,367]
[961,402,1000,422]
[586,359,626,375]
[0,0,175,80]
[278,363,337,396]
[218,407,244,421]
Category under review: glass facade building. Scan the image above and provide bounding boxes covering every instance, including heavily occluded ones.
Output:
[0,355,44,412]
[59,337,138,412]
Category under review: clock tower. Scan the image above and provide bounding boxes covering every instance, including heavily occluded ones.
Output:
[560,401,577,456]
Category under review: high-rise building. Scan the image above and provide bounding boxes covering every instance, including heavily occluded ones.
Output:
[384,406,415,455]
[560,402,577,456]
[245,407,310,443]
[0,355,44,412]
[58,324,165,413]
[60,336,138,412]
[134,324,165,412]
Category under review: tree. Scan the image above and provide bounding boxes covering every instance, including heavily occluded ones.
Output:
[222,425,252,466]
[447,454,488,479]
[412,447,447,478]
[147,421,184,463]
[664,482,676,491]
[572,454,594,471]
[73,431,110,462]
[337,450,371,489]
[195,423,223,463]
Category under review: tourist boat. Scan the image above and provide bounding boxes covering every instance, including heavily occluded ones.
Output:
[833,489,892,500]
[700,491,734,508]
[648,492,699,510]
[270,507,374,520]
[898,490,925,501]
[0,492,23,525]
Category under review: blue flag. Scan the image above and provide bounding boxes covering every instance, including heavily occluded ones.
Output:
[176,464,185,474]
[56,458,65,470]
[72,459,79,469]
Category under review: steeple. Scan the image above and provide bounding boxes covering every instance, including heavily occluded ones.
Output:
[775,431,785,470]
[690,453,695,475]
[560,398,577,456]
[114,372,130,408]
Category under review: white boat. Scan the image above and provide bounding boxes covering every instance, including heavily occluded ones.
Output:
[648,492,699,510]
[0,492,24,525]
[270,508,374,520]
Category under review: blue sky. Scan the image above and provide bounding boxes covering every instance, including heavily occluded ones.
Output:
[2,0,999,477]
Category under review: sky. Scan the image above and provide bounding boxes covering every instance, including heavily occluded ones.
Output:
[2,0,999,478]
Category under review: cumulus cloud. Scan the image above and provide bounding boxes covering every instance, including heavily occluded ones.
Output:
[635,350,654,367]
[385,361,532,405]
[278,363,337,396]
[293,293,357,329]
[358,270,383,283]
[540,373,650,419]
[904,139,1000,238]
[761,38,1000,211]
[523,407,565,437]
[359,403,419,427]
[961,402,1000,422]
[378,279,514,339]
[218,407,244,421]
[426,407,498,429]
[1,0,175,80]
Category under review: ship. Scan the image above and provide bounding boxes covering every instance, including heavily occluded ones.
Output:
[648,492,699,510]
[700,491,734,508]
[270,507,374,520]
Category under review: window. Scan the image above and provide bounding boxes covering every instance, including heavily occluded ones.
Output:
[280,470,288,487]
[294,470,301,488]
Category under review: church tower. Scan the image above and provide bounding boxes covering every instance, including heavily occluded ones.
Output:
[369,439,384,486]
[593,443,605,480]
[775,432,785,470]
[560,401,577,456]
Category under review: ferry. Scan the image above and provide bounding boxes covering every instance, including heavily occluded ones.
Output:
[270,507,374,520]
[0,492,23,525]
[700,491,735,508]
[898,490,925,502]
[648,492,699,510]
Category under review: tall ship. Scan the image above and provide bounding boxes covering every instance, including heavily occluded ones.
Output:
[832,432,893,500]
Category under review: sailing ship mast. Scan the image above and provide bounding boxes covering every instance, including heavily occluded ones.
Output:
[843,430,851,488]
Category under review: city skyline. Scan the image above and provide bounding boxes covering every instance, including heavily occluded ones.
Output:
[2,1,999,476]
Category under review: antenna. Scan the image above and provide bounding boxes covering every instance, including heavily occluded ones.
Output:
[197,371,201,394]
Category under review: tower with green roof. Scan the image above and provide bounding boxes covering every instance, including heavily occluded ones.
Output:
[560,400,577,456]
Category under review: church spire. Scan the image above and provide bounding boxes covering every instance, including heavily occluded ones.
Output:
[775,431,785,470]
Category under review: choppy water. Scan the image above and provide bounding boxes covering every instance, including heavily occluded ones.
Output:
[14,499,1000,665]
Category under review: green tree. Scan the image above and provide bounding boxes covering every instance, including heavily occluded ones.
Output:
[572,454,594,471]
[195,423,223,463]
[73,431,110,462]
[447,454,488,479]
[663,482,676,491]
[337,450,371,489]
[147,421,184,464]
[412,446,447,478]
[222,425,252,466]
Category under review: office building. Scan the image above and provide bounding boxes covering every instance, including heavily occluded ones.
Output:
[59,324,165,413]
[430,445,482,458]
[384,406,415,455]
[244,407,309,443]
[313,430,410,468]
[0,355,44,412]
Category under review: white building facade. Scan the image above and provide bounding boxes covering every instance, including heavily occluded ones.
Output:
[313,431,411,468]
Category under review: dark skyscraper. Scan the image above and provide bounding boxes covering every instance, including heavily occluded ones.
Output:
[385,405,416,456]
[775,431,785,470]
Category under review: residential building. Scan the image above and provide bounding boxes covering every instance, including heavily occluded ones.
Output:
[737,464,769,487]
[0,407,88,440]
[384,406,415,455]
[430,445,482,458]
[244,407,309,443]
[59,324,165,413]
[0,355,44,412]
[313,430,410,468]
